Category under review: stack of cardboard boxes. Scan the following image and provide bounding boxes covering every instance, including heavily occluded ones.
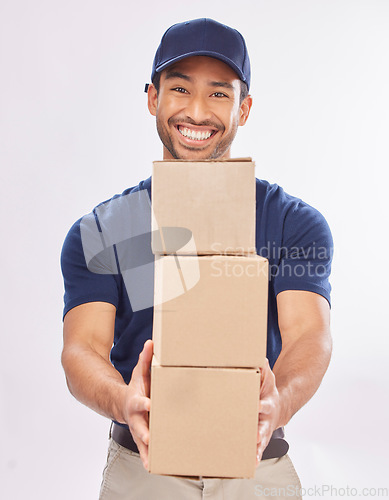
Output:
[148,159,269,478]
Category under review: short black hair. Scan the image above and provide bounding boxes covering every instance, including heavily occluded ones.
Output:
[239,81,249,104]
[152,73,249,105]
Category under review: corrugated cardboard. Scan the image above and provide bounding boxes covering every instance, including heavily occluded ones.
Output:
[151,159,256,255]
[153,254,268,367]
[148,357,261,478]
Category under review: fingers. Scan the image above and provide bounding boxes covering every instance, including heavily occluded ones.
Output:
[134,340,154,380]
[136,440,149,469]
[130,418,150,469]
[128,395,150,441]
[257,419,271,444]
[125,340,154,470]
[260,359,275,390]
[132,395,151,413]
[129,407,150,470]
[258,398,275,415]
[256,422,271,466]
[256,421,271,464]
[256,443,265,465]
[130,413,150,445]
[259,358,271,378]
[141,339,154,368]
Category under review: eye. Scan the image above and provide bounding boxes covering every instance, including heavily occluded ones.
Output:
[172,87,188,94]
[212,92,228,98]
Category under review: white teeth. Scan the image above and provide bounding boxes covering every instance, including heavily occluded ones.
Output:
[179,127,212,141]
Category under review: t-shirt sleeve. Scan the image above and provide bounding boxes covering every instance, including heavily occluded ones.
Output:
[273,201,333,306]
[60,218,120,319]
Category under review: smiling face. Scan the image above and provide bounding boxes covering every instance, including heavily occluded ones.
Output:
[147,56,252,160]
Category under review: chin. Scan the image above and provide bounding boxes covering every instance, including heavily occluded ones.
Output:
[177,142,228,161]
[180,150,212,160]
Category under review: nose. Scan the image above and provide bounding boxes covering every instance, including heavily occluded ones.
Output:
[185,94,212,124]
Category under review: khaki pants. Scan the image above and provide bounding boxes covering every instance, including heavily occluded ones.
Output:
[99,438,302,500]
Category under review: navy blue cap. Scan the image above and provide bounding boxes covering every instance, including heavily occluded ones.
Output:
[150,18,251,90]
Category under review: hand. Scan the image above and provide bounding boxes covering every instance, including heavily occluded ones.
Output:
[122,339,153,469]
[256,358,281,465]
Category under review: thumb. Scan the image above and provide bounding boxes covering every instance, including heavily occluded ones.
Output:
[138,339,153,377]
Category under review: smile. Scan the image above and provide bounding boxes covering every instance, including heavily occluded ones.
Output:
[177,125,216,141]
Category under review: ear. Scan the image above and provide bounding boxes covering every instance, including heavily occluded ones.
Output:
[147,83,158,116]
[238,94,253,126]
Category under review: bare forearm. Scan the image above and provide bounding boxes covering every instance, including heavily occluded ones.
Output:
[273,328,332,428]
[62,345,127,424]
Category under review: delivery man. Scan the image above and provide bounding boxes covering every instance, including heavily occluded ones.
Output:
[61,18,333,500]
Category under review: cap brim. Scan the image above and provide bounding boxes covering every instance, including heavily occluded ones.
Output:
[154,50,247,85]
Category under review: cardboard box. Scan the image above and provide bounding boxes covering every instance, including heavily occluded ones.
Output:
[151,158,256,255]
[153,254,268,368]
[148,357,261,478]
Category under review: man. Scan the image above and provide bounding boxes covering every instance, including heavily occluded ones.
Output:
[61,18,333,500]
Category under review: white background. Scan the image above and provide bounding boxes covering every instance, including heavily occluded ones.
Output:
[1,1,388,499]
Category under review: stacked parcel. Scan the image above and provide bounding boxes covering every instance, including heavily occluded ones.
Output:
[149,158,268,478]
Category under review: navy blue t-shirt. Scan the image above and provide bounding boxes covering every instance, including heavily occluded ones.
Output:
[61,176,333,383]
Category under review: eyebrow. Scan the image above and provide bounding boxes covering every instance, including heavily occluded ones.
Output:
[164,71,192,82]
[209,81,234,90]
[164,71,234,90]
